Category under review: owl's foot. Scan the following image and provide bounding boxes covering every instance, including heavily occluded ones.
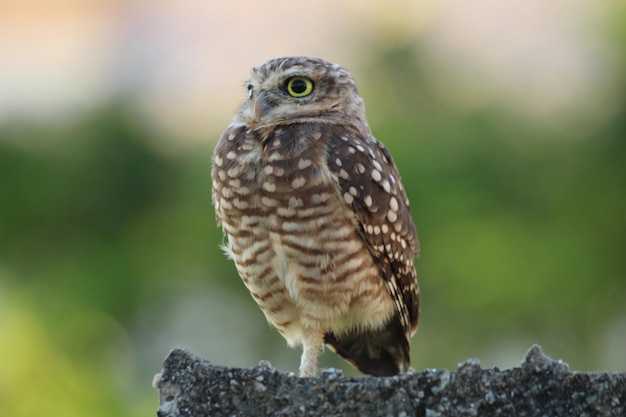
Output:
[298,330,323,377]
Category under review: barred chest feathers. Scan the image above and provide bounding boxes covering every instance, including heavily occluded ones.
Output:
[212,122,397,347]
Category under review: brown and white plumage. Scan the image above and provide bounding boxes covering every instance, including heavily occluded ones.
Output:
[211,56,420,377]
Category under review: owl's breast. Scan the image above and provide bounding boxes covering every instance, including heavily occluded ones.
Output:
[212,123,343,254]
[212,123,332,221]
[212,123,395,341]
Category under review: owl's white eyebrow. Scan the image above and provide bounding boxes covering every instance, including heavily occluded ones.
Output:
[282,68,309,77]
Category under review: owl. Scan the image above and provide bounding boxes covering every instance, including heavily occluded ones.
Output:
[211,56,420,377]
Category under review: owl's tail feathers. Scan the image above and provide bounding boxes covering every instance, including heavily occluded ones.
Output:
[323,317,410,376]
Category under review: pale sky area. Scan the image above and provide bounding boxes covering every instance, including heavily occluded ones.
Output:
[0,0,620,148]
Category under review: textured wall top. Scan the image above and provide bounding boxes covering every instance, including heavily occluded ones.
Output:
[153,345,625,417]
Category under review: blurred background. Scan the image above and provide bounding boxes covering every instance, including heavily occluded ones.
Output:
[1,0,625,415]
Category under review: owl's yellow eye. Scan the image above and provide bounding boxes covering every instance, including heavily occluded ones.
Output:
[285,77,314,98]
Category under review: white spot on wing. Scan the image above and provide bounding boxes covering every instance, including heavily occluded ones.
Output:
[262,182,277,192]
[298,159,312,169]
[291,177,306,189]
[389,197,399,212]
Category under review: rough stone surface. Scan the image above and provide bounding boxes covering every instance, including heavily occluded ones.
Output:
[153,345,625,417]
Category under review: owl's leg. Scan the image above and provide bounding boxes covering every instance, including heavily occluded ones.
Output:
[299,329,323,377]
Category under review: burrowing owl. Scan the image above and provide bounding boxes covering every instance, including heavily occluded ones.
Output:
[212,56,419,377]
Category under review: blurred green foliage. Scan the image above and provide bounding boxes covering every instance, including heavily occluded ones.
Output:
[1,43,625,416]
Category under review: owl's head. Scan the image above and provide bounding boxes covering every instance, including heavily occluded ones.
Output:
[236,56,368,131]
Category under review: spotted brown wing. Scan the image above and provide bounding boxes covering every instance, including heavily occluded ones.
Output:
[323,125,420,375]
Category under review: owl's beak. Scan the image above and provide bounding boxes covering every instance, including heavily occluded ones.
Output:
[253,90,271,122]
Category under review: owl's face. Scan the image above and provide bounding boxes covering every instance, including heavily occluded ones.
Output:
[236,56,367,130]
